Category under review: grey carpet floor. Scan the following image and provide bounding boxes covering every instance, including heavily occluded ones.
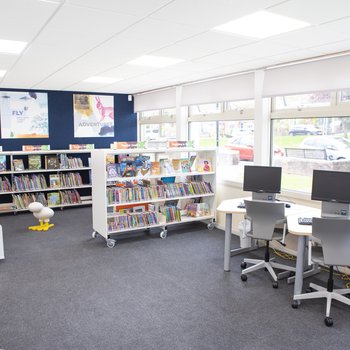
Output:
[0,207,350,350]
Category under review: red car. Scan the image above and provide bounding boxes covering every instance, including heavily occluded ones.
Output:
[225,136,284,161]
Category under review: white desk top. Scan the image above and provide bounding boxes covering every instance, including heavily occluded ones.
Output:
[217,197,321,237]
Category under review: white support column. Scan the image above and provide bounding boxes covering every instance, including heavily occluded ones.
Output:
[176,86,188,140]
[254,70,270,165]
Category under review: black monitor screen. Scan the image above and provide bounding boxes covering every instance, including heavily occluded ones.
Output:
[311,170,350,204]
[243,165,282,194]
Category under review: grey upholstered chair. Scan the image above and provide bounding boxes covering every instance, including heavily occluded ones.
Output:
[240,200,295,288]
[293,217,350,327]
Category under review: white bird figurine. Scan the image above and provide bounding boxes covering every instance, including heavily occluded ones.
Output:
[28,202,55,231]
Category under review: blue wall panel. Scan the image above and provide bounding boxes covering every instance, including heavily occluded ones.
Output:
[0,89,137,151]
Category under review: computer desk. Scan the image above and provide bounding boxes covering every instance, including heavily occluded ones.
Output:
[217,198,320,302]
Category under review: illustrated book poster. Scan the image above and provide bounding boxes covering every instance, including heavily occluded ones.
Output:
[73,94,114,137]
[0,91,49,139]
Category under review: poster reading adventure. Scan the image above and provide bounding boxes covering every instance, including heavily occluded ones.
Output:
[0,91,49,138]
[73,94,114,137]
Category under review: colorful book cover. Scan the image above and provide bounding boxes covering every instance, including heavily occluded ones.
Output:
[135,155,151,177]
[28,155,42,170]
[196,158,212,172]
[171,159,181,173]
[160,159,174,175]
[120,157,136,177]
[13,159,25,171]
[189,155,197,168]
[180,159,191,173]
[45,155,59,169]
[49,174,61,188]
[106,154,115,164]
[106,164,118,178]
[47,192,61,206]
[150,161,160,175]
[0,155,6,171]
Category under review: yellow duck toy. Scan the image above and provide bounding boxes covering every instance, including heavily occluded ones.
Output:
[28,202,55,231]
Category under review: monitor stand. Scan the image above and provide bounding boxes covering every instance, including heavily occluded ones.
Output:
[252,192,276,201]
[321,201,350,218]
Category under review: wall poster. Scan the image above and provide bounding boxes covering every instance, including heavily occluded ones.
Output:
[73,94,114,137]
[0,91,49,138]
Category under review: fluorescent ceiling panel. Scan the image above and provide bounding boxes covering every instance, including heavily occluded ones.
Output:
[127,55,184,68]
[213,11,310,38]
[83,76,122,84]
[0,39,27,54]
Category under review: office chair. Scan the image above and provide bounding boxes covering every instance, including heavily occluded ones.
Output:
[240,200,295,288]
[292,217,350,327]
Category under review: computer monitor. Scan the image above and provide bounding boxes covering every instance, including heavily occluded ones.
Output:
[243,165,282,201]
[312,169,350,217]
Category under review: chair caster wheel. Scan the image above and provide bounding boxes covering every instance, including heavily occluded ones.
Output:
[240,261,247,269]
[272,281,278,289]
[241,274,247,282]
[291,300,299,309]
[305,287,313,293]
[324,317,333,327]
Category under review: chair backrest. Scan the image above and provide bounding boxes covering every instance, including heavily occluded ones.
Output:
[312,217,350,266]
[244,200,285,241]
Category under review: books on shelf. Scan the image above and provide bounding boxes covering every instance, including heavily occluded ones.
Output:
[0,155,6,172]
[49,174,61,188]
[106,154,115,164]
[187,203,210,217]
[171,159,181,173]
[107,211,159,232]
[196,158,212,172]
[13,174,48,191]
[45,155,59,169]
[0,176,12,192]
[160,159,174,175]
[22,145,50,151]
[120,157,137,177]
[106,164,118,178]
[180,159,191,173]
[59,154,83,169]
[150,161,160,175]
[47,192,61,206]
[28,155,42,170]
[135,155,151,177]
[13,159,25,171]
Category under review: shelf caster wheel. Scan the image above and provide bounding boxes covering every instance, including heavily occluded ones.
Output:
[272,281,278,289]
[92,231,98,239]
[106,239,116,248]
[241,274,247,282]
[291,300,299,309]
[160,231,167,239]
[240,261,247,269]
[207,222,215,230]
[324,317,333,327]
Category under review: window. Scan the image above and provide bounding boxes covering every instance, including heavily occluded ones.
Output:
[189,103,222,115]
[189,121,217,147]
[140,123,176,141]
[274,92,331,110]
[340,90,350,103]
[225,100,254,111]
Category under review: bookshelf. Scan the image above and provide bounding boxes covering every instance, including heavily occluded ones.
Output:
[0,149,92,213]
[91,148,217,248]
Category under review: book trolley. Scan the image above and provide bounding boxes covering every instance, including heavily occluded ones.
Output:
[91,147,217,248]
[0,149,92,213]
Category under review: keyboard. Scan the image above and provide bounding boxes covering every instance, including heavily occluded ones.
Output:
[237,202,245,209]
[298,217,313,225]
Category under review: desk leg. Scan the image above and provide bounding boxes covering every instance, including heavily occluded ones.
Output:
[293,235,306,304]
[224,213,232,272]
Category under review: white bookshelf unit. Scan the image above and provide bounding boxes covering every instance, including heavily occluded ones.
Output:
[0,149,92,213]
[91,148,217,247]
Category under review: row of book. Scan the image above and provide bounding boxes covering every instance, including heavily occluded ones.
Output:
[0,176,12,192]
[11,189,82,209]
[13,174,48,191]
[160,205,181,223]
[107,181,213,205]
[107,211,159,232]
[50,173,84,188]
[59,154,84,169]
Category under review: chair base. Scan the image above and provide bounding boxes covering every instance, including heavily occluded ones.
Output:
[294,282,350,318]
[241,257,296,282]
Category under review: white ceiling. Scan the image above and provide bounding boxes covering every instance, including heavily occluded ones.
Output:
[1,0,350,94]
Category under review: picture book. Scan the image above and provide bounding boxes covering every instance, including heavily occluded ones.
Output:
[106,164,118,178]
[180,159,191,173]
[0,155,6,171]
[106,154,115,164]
[135,155,151,177]
[28,155,42,170]
[47,192,61,206]
[45,155,59,169]
[120,156,136,177]
[13,159,25,171]
[150,161,160,175]
[160,159,174,175]
[196,158,212,172]
[49,174,61,188]
[189,155,197,168]
[171,159,181,173]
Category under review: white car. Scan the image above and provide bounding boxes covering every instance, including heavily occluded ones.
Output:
[299,136,350,160]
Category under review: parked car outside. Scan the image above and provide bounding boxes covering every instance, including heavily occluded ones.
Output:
[299,136,350,160]
[288,124,322,136]
[225,136,284,161]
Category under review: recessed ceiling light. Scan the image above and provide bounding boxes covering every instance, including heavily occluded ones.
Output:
[83,76,122,84]
[0,70,6,77]
[213,11,310,38]
[0,39,27,54]
[127,55,184,68]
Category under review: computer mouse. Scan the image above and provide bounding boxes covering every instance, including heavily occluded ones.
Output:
[285,203,291,208]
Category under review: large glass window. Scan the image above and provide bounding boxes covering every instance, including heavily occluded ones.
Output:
[272,116,350,192]
[140,123,176,141]
[189,103,222,115]
[340,90,350,102]
[225,100,254,111]
[274,92,331,110]
[189,121,217,147]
